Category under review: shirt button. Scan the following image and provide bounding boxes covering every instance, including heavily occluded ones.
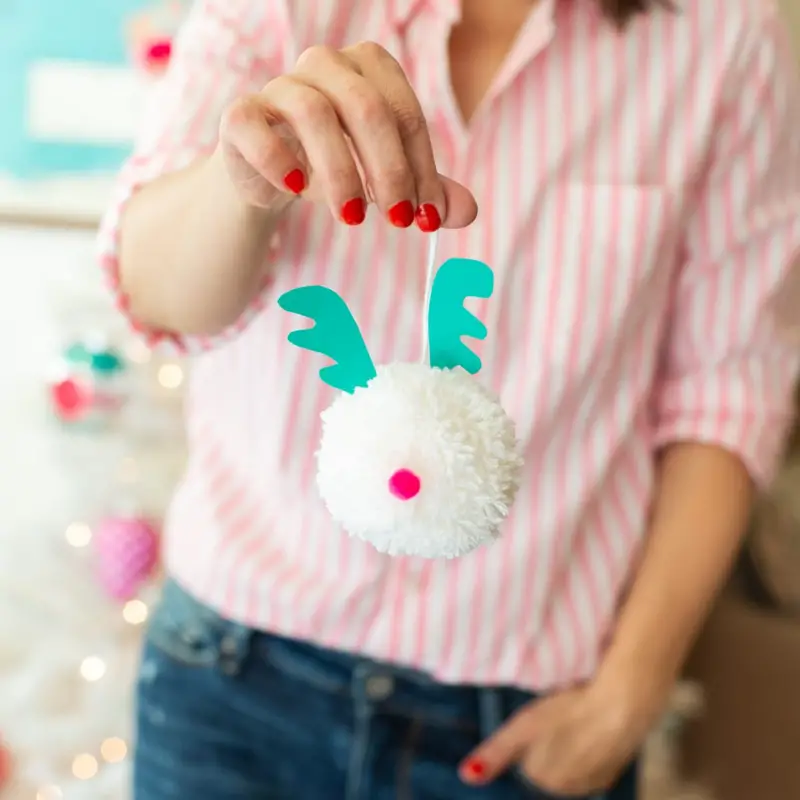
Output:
[365,674,395,701]
[220,636,238,655]
[220,658,239,676]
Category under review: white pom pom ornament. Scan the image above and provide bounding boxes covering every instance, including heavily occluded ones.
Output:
[278,233,522,559]
[317,362,522,557]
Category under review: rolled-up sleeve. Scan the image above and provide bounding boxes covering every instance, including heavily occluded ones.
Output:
[97,0,284,354]
[653,16,800,487]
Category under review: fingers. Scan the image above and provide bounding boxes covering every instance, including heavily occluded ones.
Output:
[459,706,537,785]
[460,690,629,796]
[342,43,446,231]
[224,42,477,230]
[220,96,308,201]
[259,74,368,224]
[516,735,621,796]
[294,45,416,227]
[440,175,478,229]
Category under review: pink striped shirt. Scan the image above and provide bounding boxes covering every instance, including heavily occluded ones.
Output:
[99,0,800,690]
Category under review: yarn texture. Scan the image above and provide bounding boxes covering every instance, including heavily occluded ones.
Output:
[316,363,523,558]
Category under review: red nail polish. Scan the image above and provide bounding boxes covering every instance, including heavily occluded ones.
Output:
[461,759,486,781]
[388,200,415,228]
[415,203,441,233]
[341,197,366,225]
[283,169,305,194]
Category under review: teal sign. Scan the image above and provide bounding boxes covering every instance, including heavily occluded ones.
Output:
[0,0,150,178]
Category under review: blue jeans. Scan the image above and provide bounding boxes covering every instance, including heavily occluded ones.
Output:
[134,580,638,799]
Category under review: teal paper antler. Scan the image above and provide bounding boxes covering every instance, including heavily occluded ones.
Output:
[278,286,377,393]
[427,258,494,374]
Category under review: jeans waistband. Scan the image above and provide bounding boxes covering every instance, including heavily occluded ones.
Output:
[148,578,535,736]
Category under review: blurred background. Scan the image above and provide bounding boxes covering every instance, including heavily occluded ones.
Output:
[0,2,797,799]
[0,3,188,799]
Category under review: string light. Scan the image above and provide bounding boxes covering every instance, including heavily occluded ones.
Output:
[71,754,98,780]
[157,363,183,389]
[65,522,92,548]
[80,656,107,682]
[123,599,149,625]
[33,326,176,794]
[100,737,128,763]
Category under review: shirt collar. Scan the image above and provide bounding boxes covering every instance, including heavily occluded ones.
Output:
[389,0,560,31]
[388,0,458,30]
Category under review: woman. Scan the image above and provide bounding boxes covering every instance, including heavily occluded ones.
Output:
[101,0,800,797]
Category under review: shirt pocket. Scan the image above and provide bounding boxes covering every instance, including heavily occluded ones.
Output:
[496,182,682,446]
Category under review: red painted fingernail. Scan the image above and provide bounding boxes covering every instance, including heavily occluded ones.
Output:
[388,200,415,228]
[461,759,486,781]
[415,203,441,233]
[340,198,366,225]
[283,168,306,194]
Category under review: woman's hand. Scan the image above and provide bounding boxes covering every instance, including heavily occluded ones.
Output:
[217,42,477,231]
[459,665,672,796]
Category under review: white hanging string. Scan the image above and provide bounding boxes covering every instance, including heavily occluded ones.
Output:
[420,230,439,364]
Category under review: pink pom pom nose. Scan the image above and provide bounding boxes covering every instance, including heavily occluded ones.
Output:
[389,468,421,500]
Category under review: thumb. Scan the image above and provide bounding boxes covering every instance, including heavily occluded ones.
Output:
[440,174,478,229]
[460,707,536,784]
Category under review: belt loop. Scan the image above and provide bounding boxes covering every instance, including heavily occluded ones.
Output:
[346,661,377,800]
[477,687,505,739]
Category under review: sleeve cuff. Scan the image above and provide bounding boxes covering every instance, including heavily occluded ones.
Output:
[652,403,794,489]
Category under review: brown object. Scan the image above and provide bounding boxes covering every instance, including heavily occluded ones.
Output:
[681,578,800,800]
[749,460,800,614]
[642,683,712,799]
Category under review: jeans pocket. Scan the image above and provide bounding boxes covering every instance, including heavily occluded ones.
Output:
[144,580,225,668]
[513,767,580,799]
[513,761,637,799]
[479,690,593,799]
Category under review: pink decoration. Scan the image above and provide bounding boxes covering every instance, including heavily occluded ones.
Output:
[94,518,160,601]
[51,378,91,421]
[144,38,173,69]
[388,468,421,500]
[126,2,184,76]
[0,741,11,788]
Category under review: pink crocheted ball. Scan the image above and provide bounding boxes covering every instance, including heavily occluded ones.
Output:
[0,741,11,788]
[94,517,160,601]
